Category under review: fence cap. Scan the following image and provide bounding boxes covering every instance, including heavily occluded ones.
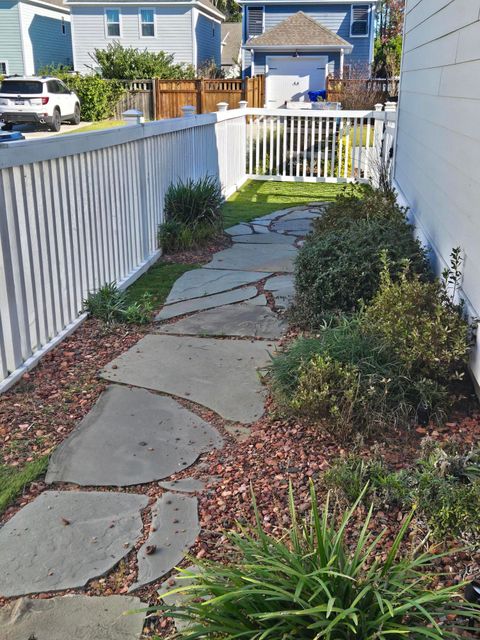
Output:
[239,100,248,108]
[122,109,143,117]
[181,105,196,117]
[217,102,229,111]
[374,103,384,111]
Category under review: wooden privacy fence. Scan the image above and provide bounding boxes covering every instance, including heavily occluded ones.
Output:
[154,76,264,119]
[113,80,155,120]
[0,110,247,391]
[326,77,400,108]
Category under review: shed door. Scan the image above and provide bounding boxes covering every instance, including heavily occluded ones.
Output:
[266,56,328,108]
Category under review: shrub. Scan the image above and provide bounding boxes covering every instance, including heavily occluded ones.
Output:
[92,43,195,80]
[365,257,470,385]
[159,176,224,253]
[292,217,430,326]
[311,183,405,237]
[156,484,480,638]
[83,282,153,324]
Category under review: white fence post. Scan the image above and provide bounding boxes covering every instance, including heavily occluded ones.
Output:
[239,100,248,109]
[181,105,196,117]
[122,109,144,125]
[217,102,229,112]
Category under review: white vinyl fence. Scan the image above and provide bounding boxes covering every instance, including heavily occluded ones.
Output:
[0,103,396,391]
[0,110,247,391]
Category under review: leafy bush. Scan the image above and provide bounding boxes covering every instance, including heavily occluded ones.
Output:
[156,484,480,639]
[292,217,430,326]
[159,176,224,253]
[365,257,470,385]
[83,282,153,324]
[311,183,405,237]
[92,43,195,80]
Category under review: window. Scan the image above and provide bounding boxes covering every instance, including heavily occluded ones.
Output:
[105,8,120,37]
[1,80,43,94]
[139,8,155,37]
[247,7,263,38]
[0,61,8,76]
[61,17,66,35]
[350,4,369,37]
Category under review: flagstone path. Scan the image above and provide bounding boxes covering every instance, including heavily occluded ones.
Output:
[0,204,326,638]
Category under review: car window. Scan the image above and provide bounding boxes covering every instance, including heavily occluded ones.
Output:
[47,80,58,93]
[0,80,44,94]
[57,80,71,94]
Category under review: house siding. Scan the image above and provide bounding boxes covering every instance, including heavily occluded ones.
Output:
[19,1,72,74]
[394,0,480,384]
[196,12,221,67]
[242,3,374,76]
[0,0,24,75]
[70,4,194,73]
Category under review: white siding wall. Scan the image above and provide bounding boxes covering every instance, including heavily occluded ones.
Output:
[71,4,194,73]
[394,0,480,382]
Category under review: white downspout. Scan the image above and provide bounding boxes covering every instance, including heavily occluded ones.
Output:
[340,47,345,79]
[251,48,255,77]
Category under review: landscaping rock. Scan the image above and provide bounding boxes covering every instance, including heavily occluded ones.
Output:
[158,478,205,493]
[224,424,252,442]
[102,335,274,423]
[205,244,297,273]
[279,210,321,221]
[46,386,222,487]
[164,268,270,304]
[157,299,285,339]
[264,275,296,310]
[0,491,147,597]
[0,595,145,640]
[232,232,295,245]
[155,286,259,321]
[131,493,199,591]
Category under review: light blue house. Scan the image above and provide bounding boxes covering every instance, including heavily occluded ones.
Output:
[0,0,73,76]
[66,0,224,74]
[239,0,376,107]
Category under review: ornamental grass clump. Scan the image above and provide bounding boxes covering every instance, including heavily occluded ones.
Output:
[155,483,480,639]
[83,282,153,324]
[159,176,224,253]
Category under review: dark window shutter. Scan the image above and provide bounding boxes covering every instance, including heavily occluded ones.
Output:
[248,8,264,37]
[351,5,369,36]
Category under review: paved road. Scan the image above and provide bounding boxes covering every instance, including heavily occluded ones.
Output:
[1,121,90,140]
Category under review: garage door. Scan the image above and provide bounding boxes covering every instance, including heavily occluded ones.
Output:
[266,56,328,108]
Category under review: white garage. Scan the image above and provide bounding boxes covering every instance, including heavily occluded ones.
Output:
[266,56,328,108]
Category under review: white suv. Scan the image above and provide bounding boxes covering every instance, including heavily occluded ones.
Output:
[0,76,81,132]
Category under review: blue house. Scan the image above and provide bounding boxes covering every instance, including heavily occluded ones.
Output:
[0,0,73,76]
[66,0,224,74]
[239,0,376,107]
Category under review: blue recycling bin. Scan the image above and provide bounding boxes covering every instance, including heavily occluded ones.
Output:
[308,90,327,103]
[0,131,25,143]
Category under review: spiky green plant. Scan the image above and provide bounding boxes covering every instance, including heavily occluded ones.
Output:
[154,484,480,639]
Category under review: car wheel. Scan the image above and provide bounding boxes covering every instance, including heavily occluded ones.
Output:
[1,123,13,131]
[50,109,61,132]
[70,103,81,125]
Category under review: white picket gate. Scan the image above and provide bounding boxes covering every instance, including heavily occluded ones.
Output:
[0,104,395,391]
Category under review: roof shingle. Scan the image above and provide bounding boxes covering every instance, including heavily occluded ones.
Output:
[245,12,351,49]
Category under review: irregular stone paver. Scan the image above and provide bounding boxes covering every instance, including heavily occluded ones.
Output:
[46,386,222,487]
[0,595,145,640]
[205,244,297,273]
[225,223,253,236]
[157,299,285,339]
[252,224,271,233]
[164,268,270,304]
[131,493,199,591]
[271,219,314,235]
[280,210,321,221]
[102,335,274,423]
[155,286,259,321]
[0,491,148,598]
[158,478,205,493]
[158,565,203,632]
[264,275,296,310]
[232,232,295,245]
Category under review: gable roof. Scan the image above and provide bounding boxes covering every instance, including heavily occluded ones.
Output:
[221,22,242,66]
[245,11,352,49]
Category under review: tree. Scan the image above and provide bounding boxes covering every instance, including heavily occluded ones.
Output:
[374,0,405,79]
[212,0,241,22]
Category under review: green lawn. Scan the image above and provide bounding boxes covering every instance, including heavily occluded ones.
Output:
[64,120,126,134]
[223,179,347,228]
[0,456,49,515]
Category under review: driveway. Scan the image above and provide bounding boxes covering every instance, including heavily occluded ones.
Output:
[2,122,91,140]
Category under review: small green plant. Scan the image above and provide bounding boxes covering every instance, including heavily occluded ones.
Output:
[160,176,224,253]
[292,217,430,326]
[365,254,470,385]
[83,282,153,324]
[155,483,480,638]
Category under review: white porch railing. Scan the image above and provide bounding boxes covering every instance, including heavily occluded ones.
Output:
[0,104,396,391]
